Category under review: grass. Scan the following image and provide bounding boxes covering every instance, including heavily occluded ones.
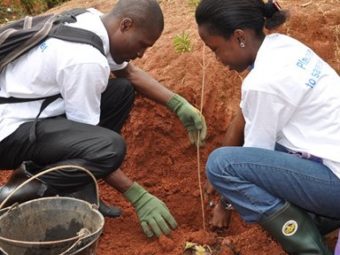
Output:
[187,0,200,8]
[0,0,70,24]
[173,32,192,53]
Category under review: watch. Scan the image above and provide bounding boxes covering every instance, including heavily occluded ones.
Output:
[220,198,233,210]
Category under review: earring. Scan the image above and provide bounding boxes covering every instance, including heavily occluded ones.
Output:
[240,42,245,48]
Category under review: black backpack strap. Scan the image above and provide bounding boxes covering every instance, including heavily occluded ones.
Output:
[48,25,105,55]
[0,14,56,72]
[28,94,61,142]
[0,94,60,142]
[48,8,104,55]
[0,94,60,104]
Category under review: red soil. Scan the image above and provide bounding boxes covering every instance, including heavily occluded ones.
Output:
[0,0,339,254]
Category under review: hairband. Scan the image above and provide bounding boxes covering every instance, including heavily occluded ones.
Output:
[272,0,282,11]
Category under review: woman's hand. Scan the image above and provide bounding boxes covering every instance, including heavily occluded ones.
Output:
[210,200,232,229]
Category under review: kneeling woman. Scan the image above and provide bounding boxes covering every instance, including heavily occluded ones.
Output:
[195,0,340,254]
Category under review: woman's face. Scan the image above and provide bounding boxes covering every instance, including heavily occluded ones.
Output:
[198,24,250,72]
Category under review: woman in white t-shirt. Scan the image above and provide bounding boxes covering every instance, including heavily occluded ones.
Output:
[195,0,340,254]
[336,234,340,255]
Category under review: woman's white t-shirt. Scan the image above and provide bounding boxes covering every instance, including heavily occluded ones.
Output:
[0,8,127,142]
[241,33,340,178]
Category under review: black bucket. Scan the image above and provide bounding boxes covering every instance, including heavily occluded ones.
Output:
[0,197,104,255]
[0,165,104,255]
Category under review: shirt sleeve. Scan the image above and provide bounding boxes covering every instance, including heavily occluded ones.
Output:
[57,62,110,125]
[107,54,128,71]
[241,90,296,150]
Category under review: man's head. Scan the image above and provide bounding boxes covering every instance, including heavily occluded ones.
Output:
[102,0,164,64]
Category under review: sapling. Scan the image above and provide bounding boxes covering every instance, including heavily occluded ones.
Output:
[173,32,192,53]
[188,0,200,8]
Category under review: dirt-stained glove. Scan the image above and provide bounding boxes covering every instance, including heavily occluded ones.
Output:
[123,182,177,238]
[167,94,207,146]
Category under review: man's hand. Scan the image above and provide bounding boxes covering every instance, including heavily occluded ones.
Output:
[123,182,177,238]
[167,94,207,146]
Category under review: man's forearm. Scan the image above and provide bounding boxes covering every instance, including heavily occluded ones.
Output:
[114,63,174,105]
[104,168,133,193]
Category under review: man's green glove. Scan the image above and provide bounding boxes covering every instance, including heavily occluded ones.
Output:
[167,94,207,146]
[123,182,177,238]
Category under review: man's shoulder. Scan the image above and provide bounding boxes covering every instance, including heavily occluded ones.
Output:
[44,37,107,66]
[64,8,110,59]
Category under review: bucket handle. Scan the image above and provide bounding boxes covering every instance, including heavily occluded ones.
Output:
[0,248,8,255]
[58,228,91,255]
[0,164,100,209]
[0,227,91,255]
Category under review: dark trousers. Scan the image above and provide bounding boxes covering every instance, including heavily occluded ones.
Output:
[0,78,135,191]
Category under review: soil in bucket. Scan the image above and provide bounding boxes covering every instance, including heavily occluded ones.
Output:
[0,197,104,255]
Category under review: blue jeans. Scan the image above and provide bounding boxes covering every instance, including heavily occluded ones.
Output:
[206,146,340,223]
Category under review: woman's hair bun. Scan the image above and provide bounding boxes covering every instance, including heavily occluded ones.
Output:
[263,0,280,18]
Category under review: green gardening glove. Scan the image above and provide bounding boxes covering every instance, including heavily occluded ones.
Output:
[167,94,207,146]
[123,182,177,238]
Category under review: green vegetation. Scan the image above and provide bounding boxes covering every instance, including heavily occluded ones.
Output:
[21,0,70,13]
[187,0,200,8]
[0,0,70,24]
[173,32,192,53]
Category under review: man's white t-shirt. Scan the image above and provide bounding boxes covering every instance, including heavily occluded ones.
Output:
[0,8,128,142]
[241,33,340,178]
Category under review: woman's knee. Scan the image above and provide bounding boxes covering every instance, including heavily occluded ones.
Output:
[206,147,229,183]
[206,147,244,184]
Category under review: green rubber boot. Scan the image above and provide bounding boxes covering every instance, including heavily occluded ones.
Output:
[308,213,340,235]
[260,202,332,255]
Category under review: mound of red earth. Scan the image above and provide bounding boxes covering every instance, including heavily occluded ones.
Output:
[0,0,338,254]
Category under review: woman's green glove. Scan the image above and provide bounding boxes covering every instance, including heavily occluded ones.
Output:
[123,182,177,238]
[167,94,207,146]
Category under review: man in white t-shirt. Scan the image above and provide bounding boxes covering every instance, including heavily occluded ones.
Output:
[0,0,206,238]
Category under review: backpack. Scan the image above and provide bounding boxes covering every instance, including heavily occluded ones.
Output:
[0,8,104,72]
[0,9,106,141]
[0,8,105,104]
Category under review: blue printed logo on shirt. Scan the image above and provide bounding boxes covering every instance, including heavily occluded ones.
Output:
[39,41,48,52]
[296,49,323,88]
